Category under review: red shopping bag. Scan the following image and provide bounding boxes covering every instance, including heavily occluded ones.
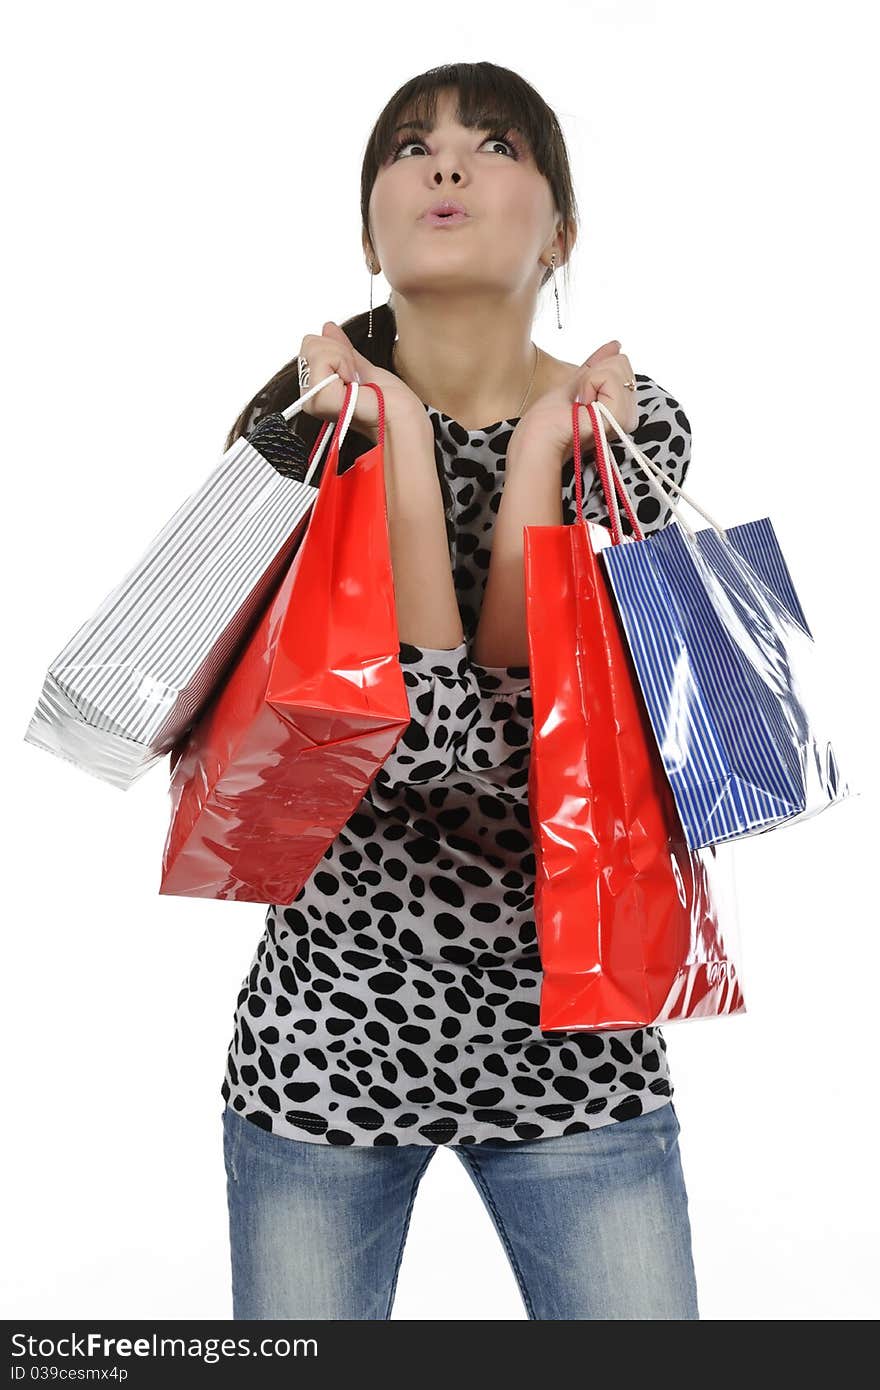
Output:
[524,399,745,1030]
[160,380,412,903]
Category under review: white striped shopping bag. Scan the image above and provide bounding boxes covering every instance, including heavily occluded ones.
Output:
[24,374,341,790]
[579,399,850,850]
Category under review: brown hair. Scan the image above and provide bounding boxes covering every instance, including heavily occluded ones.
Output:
[223,61,580,492]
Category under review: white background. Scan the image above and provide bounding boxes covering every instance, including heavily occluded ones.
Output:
[4,0,877,1321]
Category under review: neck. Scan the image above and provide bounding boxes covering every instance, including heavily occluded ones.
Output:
[390,288,543,429]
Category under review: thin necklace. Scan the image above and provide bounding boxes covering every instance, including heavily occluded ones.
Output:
[392,340,541,421]
[517,342,540,416]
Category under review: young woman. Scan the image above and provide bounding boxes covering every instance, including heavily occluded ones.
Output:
[220,61,698,1320]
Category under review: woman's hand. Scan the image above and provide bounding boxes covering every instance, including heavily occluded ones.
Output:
[511,340,640,463]
[297,321,427,442]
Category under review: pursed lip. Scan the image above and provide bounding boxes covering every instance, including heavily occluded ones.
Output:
[420,199,470,220]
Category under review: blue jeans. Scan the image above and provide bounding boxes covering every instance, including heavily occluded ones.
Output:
[222,1099,699,1320]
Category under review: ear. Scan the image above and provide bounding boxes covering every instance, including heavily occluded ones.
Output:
[550,217,575,268]
[361,232,377,273]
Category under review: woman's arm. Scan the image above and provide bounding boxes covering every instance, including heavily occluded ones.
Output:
[383,407,464,651]
[374,408,534,792]
[471,440,564,668]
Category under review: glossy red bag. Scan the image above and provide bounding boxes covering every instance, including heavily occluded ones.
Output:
[524,399,745,1030]
[160,380,412,903]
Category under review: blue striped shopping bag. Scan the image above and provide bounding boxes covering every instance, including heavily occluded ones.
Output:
[574,399,850,850]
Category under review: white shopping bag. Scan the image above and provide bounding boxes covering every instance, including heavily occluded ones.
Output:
[24,374,341,789]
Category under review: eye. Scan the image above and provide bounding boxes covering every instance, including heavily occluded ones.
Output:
[481,133,519,158]
[389,135,430,160]
[389,130,521,161]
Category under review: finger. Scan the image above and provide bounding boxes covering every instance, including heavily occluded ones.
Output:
[323,320,356,357]
[574,365,621,421]
[324,320,373,385]
[311,322,357,384]
[582,339,622,367]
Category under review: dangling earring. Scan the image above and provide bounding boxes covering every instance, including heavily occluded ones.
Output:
[367,261,376,339]
[551,252,563,330]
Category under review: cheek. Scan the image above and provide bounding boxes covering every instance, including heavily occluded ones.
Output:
[369,177,412,250]
[497,177,550,237]
[368,174,391,226]
[493,196,547,257]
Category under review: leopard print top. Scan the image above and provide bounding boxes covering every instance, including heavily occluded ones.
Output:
[221,374,693,1147]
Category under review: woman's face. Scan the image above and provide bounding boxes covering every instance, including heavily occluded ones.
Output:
[367,88,561,302]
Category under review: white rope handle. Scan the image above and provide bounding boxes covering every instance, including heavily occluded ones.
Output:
[279,370,358,486]
[577,396,688,543]
[591,399,727,541]
[280,370,341,420]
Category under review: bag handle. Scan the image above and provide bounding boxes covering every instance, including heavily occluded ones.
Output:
[572,398,727,545]
[280,371,384,487]
[573,399,643,543]
[596,400,727,540]
[296,377,388,515]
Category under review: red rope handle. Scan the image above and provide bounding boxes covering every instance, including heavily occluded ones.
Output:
[305,379,386,469]
[572,399,644,543]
